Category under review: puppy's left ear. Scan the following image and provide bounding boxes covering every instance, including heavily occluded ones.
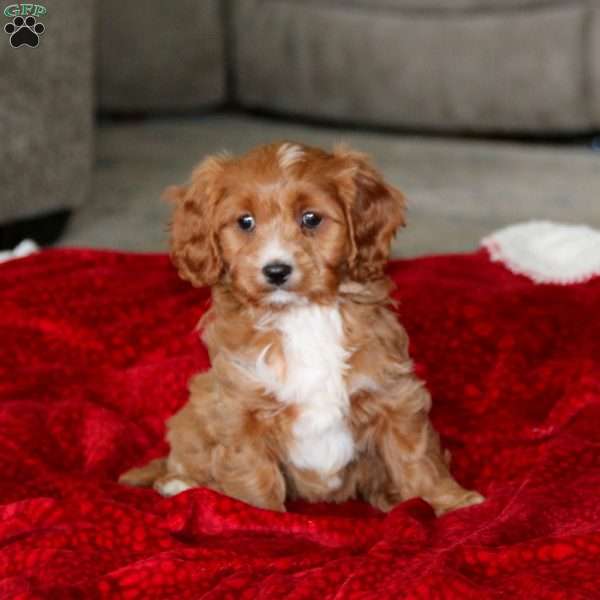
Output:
[333,146,406,282]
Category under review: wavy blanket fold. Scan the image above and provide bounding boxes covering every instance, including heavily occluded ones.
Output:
[1,249,599,599]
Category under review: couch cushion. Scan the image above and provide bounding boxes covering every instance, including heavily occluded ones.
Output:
[97,0,225,112]
[234,0,589,133]
[286,0,562,10]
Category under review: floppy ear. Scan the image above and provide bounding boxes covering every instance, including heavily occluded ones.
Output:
[333,146,406,282]
[167,156,227,287]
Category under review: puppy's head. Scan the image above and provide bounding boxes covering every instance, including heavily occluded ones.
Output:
[168,142,405,305]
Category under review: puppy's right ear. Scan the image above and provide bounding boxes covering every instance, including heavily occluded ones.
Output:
[166,156,228,287]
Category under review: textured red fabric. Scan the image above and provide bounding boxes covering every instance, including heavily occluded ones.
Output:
[1,248,599,599]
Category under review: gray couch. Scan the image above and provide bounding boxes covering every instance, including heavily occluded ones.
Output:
[0,0,93,237]
[100,0,600,134]
[2,0,599,243]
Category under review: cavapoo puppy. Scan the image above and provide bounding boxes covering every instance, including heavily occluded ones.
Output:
[120,142,484,515]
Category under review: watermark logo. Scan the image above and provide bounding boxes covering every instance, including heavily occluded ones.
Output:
[4,4,46,47]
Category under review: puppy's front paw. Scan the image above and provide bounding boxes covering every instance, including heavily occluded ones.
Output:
[431,490,485,516]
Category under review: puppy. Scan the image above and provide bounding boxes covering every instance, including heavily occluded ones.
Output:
[120,142,484,515]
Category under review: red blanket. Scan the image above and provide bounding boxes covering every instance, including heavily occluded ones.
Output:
[1,248,599,599]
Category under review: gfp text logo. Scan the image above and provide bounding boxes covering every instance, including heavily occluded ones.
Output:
[4,3,46,47]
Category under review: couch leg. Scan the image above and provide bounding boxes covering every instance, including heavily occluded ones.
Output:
[0,209,72,250]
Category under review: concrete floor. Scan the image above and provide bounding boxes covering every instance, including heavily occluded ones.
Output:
[61,113,600,258]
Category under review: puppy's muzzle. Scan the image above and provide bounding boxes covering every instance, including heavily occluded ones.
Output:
[262,262,293,287]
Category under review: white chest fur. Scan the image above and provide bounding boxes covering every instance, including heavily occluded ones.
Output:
[255,304,355,486]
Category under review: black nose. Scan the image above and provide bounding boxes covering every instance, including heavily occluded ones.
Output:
[262,262,292,286]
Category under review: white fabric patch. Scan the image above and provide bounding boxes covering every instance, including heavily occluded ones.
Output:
[0,239,39,263]
[482,221,600,285]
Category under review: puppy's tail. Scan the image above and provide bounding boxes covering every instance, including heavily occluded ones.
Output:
[119,457,167,488]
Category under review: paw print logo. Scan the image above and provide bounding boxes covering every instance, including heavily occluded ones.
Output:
[4,15,44,48]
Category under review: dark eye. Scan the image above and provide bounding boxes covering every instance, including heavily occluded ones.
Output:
[237,214,255,231]
[301,212,322,230]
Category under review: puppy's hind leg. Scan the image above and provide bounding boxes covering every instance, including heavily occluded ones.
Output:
[153,472,198,497]
[119,457,168,488]
[119,457,198,497]
[121,373,219,497]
